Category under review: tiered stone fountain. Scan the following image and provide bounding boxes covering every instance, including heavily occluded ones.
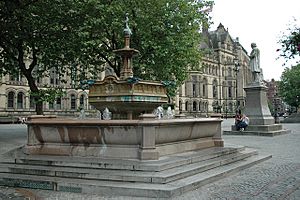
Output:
[0,15,270,198]
[88,21,168,119]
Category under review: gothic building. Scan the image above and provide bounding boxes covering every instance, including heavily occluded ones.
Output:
[0,67,90,118]
[177,24,252,117]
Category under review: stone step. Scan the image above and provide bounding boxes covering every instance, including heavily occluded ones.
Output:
[0,153,271,198]
[1,145,245,172]
[223,129,291,136]
[0,148,257,184]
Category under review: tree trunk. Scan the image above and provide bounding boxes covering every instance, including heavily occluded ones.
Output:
[17,41,44,115]
[27,75,44,115]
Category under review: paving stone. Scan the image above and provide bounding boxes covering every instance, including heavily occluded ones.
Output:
[0,120,299,199]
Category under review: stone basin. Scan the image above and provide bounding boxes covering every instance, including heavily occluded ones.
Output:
[24,115,223,160]
[88,76,168,119]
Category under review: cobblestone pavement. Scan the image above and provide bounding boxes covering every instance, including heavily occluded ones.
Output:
[0,120,299,200]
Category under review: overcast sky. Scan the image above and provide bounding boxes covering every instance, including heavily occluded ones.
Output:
[210,0,300,81]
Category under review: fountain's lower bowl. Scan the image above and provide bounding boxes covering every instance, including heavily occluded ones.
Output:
[24,115,223,160]
[88,76,168,119]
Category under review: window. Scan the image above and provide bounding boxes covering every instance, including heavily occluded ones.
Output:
[79,95,84,109]
[8,92,15,108]
[49,102,54,109]
[212,80,218,98]
[179,101,182,111]
[228,87,232,98]
[17,92,24,109]
[56,97,61,110]
[71,94,76,109]
[185,101,188,111]
[193,101,197,111]
[192,83,196,97]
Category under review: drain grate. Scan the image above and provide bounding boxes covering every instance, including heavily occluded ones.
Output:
[59,185,82,193]
[0,178,53,190]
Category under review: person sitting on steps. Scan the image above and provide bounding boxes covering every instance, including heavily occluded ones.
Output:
[235,110,243,131]
[238,114,249,131]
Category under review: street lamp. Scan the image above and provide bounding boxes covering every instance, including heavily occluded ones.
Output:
[233,58,240,110]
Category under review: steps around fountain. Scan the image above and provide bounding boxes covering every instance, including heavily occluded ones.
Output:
[0,145,271,198]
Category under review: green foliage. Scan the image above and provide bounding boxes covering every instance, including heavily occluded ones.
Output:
[0,0,213,114]
[30,88,66,104]
[278,19,300,62]
[279,64,300,110]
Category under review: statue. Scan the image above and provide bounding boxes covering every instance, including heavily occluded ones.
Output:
[249,43,261,83]
[124,13,132,35]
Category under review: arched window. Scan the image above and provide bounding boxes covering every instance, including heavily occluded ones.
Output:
[17,92,24,109]
[193,101,197,111]
[70,94,76,110]
[185,101,188,111]
[7,91,15,108]
[79,95,84,109]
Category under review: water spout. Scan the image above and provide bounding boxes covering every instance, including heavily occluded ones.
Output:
[166,106,174,119]
[102,108,112,120]
[78,109,86,120]
[154,106,164,119]
[96,110,102,120]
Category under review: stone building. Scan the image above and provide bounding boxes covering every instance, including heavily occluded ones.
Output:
[0,67,91,118]
[177,24,252,117]
[265,79,286,115]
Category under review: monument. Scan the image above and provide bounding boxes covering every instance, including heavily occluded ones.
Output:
[0,19,271,198]
[224,43,291,136]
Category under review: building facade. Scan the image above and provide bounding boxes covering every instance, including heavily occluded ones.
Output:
[265,79,287,115]
[177,24,252,117]
[0,68,90,118]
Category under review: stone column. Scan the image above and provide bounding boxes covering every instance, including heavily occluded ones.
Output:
[138,114,159,160]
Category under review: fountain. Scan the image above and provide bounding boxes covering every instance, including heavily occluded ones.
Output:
[88,14,168,120]
[0,14,271,198]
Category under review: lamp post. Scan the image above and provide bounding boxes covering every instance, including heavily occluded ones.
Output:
[233,58,240,110]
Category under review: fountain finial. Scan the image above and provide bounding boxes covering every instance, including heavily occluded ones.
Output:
[124,13,132,36]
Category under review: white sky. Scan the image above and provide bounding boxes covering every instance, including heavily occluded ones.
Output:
[210,0,300,81]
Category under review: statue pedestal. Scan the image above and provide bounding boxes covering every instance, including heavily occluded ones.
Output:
[224,83,290,136]
[243,84,274,125]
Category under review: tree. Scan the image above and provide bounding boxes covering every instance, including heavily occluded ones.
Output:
[0,0,213,114]
[277,19,300,62]
[277,19,300,112]
[0,0,88,114]
[279,64,300,112]
[78,0,213,92]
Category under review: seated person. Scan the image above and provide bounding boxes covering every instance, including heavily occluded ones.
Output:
[235,110,243,131]
[238,114,249,131]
